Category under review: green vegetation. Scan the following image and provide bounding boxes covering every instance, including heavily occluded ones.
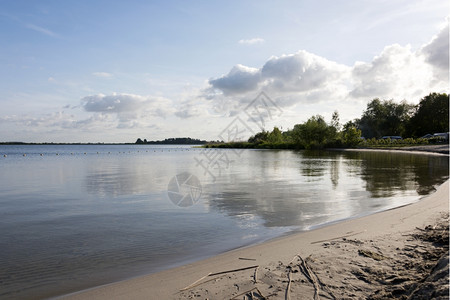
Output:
[205,92,449,150]
[407,93,449,138]
[206,113,363,150]
[355,92,449,139]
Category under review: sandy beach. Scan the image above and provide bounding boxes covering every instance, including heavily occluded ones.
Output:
[59,176,449,299]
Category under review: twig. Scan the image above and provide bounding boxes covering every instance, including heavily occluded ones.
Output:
[253,266,259,284]
[285,268,292,300]
[231,287,266,300]
[311,230,366,244]
[179,265,259,292]
[298,255,320,300]
[208,265,259,277]
[255,287,266,300]
[302,256,336,300]
[239,257,257,261]
[179,273,212,291]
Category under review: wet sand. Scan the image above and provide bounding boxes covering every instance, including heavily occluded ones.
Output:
[60,179,449,299]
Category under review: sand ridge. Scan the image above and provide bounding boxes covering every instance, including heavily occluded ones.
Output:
[178,214,449,299]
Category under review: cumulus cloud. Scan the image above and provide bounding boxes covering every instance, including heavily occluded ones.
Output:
[261,51,350,93]
[175,99,203,119]
[209,64,261,95]
[206,24,448,112]
[80,93,175,128]
[81,93,173,117]
[420,23,449,83]
[238,37,265,45]
[207,50,350,108]
[82,93,146,113]
[350,44,435,99]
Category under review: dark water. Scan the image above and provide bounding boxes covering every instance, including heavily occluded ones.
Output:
[0,145,448,299]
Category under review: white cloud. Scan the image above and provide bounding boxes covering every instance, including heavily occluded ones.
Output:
[261,51,350,93]
[175,99,204,119]
[82,93,146,113]
[209,64,261,95]
[0,111,113,130]
[238,37,265,45]
[206,24,449,115]
[206,50,351,109]
[92,72,114,78]
[80,93,175,128]
[350,44,435,99]
[81,93,173,116]
[420,22,449,83]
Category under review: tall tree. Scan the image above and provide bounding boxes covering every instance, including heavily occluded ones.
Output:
[292,115,331,149]
[357,99,414,138]
[408,93,449,137]
[267,127,284,144]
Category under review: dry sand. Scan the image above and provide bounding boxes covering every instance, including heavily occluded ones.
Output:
[60,180,449,300]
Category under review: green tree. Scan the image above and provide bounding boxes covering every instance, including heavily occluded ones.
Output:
[330,111,341,133]
[267,127,284,144]
[248,131,269,144]
[407,93,449,137]
[292,115,331,149]
[357,99,414,138]
[342,126,362,147]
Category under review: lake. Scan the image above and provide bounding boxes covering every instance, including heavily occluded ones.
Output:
[0,145,448,299]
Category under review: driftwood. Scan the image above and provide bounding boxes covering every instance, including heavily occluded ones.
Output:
[285,268,293,300]
[239,257,257,261]
[179,273,212,291]
[253,266,259,284]
[231,287,266,300]
[180,265,259,292]
[297,255,320,300]
[310,230,366,244]
[208,265,259,277]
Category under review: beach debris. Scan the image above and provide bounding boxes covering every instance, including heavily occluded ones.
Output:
[239,257,257,261]
[253,266,259,284]
[287,254,336,300]
[179,273,212,291]
[208,265,259,277]
[285,266,293,300]
[297,255,320,300]
[230,287,265,300]
[358,249,387,261]
[311,230,366,245]
[179,265,259,292]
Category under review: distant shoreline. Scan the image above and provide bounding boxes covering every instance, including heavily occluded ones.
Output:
[0,142,135,145]
[1,143,448,155]
[0,142,203,145]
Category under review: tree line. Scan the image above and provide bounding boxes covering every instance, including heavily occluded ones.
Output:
[206,92,448,150]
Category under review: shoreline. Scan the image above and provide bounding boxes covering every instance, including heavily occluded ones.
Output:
[333,144,449,156]
[60,179,449,299]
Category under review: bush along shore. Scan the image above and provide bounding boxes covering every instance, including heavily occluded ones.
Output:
[204,92,449,150]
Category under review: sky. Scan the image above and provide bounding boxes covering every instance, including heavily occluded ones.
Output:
[0,0,448,143]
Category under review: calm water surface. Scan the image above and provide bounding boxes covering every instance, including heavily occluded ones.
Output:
[0,145,448,299]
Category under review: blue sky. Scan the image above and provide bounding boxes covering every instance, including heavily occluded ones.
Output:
[0,0,448,142]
